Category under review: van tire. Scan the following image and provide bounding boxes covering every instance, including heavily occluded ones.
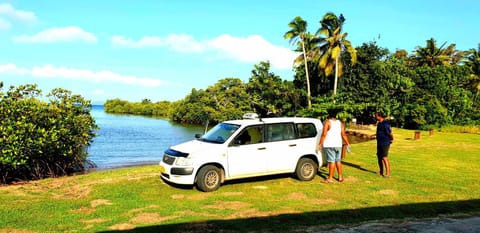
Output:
[295,158,317,181]
[196,165,221,192]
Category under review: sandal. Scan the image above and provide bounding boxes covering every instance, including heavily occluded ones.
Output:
[338,177,345,182]
[321,179,334,184]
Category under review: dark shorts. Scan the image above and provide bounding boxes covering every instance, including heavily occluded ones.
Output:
[377,145,390,158]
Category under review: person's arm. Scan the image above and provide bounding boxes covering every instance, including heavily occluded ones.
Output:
[317,120,330,150]
[387,124,394,142]
[341,122,350,146]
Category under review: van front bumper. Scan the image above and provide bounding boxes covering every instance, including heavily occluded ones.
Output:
[159,162,196,185]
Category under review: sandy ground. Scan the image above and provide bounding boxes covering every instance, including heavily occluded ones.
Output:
[315,215,480,233]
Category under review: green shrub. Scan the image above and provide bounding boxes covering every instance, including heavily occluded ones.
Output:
[0,84,97,183]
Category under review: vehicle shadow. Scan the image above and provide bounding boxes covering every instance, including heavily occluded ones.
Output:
[98,199,480,233]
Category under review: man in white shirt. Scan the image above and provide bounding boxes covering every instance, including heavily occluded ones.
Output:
[318,110,350,183]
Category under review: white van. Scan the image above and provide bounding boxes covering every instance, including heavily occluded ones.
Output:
[159,116,325,192]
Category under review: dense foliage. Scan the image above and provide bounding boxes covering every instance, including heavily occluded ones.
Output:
[104,98,172,117]
[104,14,479,130]
[0,83,97,183]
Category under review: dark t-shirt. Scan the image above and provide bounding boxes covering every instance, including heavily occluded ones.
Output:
[376,121,392,146]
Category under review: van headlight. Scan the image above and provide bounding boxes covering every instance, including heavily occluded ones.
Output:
[175,157,193,166]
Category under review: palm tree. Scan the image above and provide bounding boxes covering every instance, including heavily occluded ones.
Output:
[465,44,480,96]
[284,16,313,108]
[413,38,455,67]
[316,12,357,100]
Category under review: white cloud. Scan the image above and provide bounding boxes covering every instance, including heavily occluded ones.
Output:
[0,3,37,23]
[13,26,97,43]
[0,63,30,75]
[112,34,205,52]
[112,33,297,70]
[209,34,297,69]
[0,63,163,87]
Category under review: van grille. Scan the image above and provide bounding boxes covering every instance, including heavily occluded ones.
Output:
[162,154,176,165]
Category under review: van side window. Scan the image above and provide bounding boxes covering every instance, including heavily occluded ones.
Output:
[232,125,263,145]
[266,123,295,142]
[296,123,317,138]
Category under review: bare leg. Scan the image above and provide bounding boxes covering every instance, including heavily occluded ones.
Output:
[327,162,335,181]
[335,161,343,181]
[377,156,384,176]
[383,157,390,177]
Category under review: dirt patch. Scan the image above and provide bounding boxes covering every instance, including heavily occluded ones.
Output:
[52,184,92,199]
[71,207,96,214]
[222,191,244,196]
[108,223,136,231]
[171,194,184,199]
[128,204,160,214]
[310,198,337,205]
[186,193,212,201]
[130,212,177,224]
[175,210,219,218]
[0,229,37,233]
[287,192,308,200]
[91,199,112,208]
[204,201,250,210]
[226,208,302,220]
[253,185,268,190]
[80,218,107,223]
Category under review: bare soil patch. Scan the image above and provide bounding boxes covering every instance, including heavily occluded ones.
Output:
[129,212,178,224]
[90,199,112,208]
[204,201,250,210]
[108,223,136,231]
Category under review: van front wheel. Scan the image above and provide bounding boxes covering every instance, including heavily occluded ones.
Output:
[196,165,221,192]
[295,158,317,181]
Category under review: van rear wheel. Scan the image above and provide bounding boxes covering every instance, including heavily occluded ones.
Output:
[196,165,221,192]
[295,158,317,181]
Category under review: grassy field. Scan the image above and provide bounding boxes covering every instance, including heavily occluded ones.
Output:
[1,128,479,232]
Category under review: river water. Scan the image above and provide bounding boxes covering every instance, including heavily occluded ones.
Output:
[87,105,202,169]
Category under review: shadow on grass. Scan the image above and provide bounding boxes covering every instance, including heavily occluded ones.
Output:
[162,173,314,191]
[342,161,377,174]
[99,199,480,233]
[161,165,352,191]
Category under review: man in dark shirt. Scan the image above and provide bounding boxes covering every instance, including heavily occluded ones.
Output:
[375,112,393,178]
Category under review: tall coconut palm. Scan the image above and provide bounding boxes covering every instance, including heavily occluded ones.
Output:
[465,44,480,95]
[284,16,313,108]
[413,38,455,67]
[316,12,357,100]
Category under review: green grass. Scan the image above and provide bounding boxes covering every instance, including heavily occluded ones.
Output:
[1,128,479,232]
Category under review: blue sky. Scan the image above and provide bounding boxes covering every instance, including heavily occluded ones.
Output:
[1,0,479,104]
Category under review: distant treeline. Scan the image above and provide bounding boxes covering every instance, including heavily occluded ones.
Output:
[104,41,479,129]
[104,99,172,118]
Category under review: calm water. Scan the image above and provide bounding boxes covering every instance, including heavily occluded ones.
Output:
[87,105,202,169]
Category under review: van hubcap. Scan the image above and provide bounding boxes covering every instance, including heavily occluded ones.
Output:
[302,163,313,177]
[205,171,219,187]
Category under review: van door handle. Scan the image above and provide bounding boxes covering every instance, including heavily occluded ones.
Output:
[257,147,266,150]
[289,144,297,147]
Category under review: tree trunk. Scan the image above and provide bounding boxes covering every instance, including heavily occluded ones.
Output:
[302,40,311,109]
[333,55,339,103]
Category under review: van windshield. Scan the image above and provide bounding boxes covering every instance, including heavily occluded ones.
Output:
[199,123,240,144]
